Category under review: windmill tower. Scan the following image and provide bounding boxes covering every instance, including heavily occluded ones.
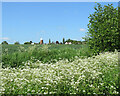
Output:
[40,38,43,44]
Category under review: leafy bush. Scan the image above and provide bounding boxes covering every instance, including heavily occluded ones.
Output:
[24,42,31,44]
[86,3,119,54]
[1,41,8,45]
[14,42,20,45]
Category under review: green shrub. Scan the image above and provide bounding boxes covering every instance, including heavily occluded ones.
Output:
[14,42,20,45]
[2,41,8,44]
[86,3,119,54]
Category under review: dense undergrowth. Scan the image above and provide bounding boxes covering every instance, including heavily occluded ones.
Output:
[0,50,119,94]
[2,44,94,68]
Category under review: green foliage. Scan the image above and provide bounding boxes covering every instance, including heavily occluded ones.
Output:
[24,42,31,44]
[63,38,65,44]
[86,3,118,54]
[2,41,8,45]
[30,41,32,44]
[65,39,82,44]
[14,42,20,45]
[118,3,120,52]
[49,39,51,44]
[2,44,94,68]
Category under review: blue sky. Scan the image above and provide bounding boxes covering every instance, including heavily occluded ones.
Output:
[1,2,118,44]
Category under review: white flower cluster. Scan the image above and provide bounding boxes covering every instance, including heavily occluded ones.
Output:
[0,51,118,94]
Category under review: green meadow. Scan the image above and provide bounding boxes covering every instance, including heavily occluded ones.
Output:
[0,44,119,95]
[2,44,94,68]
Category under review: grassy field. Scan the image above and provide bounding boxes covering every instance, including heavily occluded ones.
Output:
[0,44,119,95]
[2,44,88,54]
[2,44,94,68]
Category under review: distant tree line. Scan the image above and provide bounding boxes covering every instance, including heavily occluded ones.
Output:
[1,41,20,45]
[48,38,86,45]
[24,41,32,44]
[65,39,83,44]
[1,38,86,45]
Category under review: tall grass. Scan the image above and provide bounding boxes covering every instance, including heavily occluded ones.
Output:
[2,44,94,68]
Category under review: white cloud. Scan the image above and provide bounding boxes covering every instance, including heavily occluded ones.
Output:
[80,28,86,32]
[0,37,10,40]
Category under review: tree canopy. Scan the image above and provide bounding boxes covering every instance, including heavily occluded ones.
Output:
[65,39,82,44]
[2,41,8,44]
[86,3,119,53]
[14,42,20,45]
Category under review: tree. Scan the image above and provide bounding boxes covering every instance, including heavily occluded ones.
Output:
[49,39,51,44]
[118,2,120,52]
[51,41,55,44]
[14,42,20,45]
[60,42,62,44]
[24,42,31,44]
[2,41,8,44]
[56,41,59,44]
[65,39,82,44]
[30,41,32,44]
[86,3,118,53]
[63,38,65,44]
